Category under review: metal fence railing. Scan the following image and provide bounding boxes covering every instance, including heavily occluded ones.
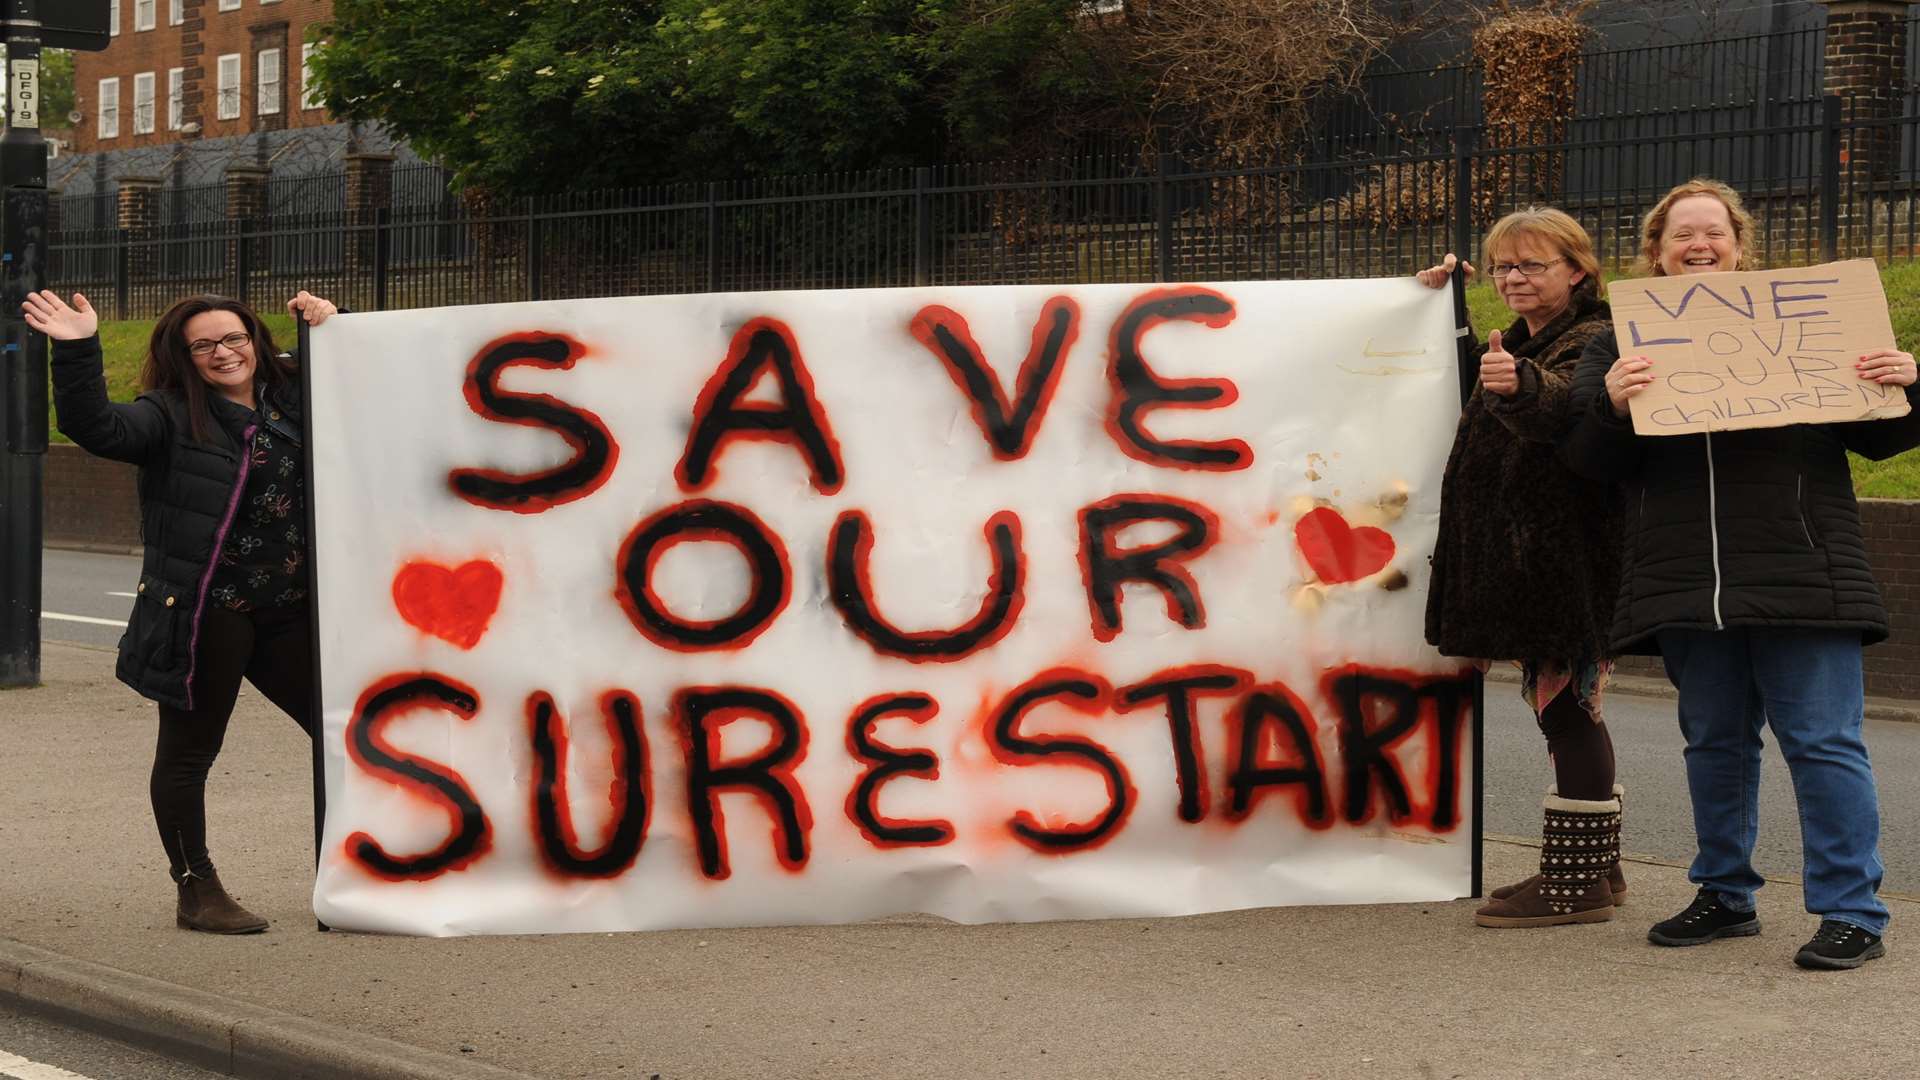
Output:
[46,95,1920,321]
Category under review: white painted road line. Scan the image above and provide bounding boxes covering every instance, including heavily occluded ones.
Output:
[0,1047,96,1080]
[42,613,126,628]
[105,591,135,598]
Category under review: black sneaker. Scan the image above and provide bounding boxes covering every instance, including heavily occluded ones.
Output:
[1647,887,1761,946]
[1794,920,1885,970]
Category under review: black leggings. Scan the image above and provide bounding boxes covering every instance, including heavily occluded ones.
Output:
[152,604,315,881]
[1537,685,1616,802]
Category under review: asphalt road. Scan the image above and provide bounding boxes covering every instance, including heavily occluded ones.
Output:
[40,546,1920,900]
[0,1007,226,1080]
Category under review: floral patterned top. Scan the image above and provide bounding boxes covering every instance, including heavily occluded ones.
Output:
[208,425,308,612]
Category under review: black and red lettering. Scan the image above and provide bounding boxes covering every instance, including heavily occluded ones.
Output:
[908,297,1080,459]
[1103,287,1249,471]
[345,673,492,880]
[987,668,1133,852]
[1225,684,1331,827]
[675,687,813,879]
[615,500,790,652]
[844,693,954,848]
[828,510,1024,662]
[1118,665,1250,823]
[528,690,651,879]
[676,317,844,495]
[448,333,619,513]
[1077,494,1218,642]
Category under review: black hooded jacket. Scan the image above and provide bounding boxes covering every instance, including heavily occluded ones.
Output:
[1561,327,1920,654]
[52,334,304,709]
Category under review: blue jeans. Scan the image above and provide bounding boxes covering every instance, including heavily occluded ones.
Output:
[1657,627,1888,935]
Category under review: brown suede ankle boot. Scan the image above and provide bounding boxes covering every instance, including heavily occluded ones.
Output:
[175,870,269,934]
[1475,792,1620,928]
[1490,783,1627,906]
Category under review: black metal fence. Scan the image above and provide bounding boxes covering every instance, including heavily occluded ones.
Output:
[47,93,1920,322]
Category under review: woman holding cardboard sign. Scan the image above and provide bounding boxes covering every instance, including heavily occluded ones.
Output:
[25,288,338,936]
[1564,178,1920,970]
[1416,207,1627,930]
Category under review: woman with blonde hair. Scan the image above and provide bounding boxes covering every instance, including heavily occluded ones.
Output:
[1417,206,1625,928]
[1564,178,1920,969]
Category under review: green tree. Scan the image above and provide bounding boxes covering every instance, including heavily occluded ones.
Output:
[310,0,1132,193]
[41,48,75,129]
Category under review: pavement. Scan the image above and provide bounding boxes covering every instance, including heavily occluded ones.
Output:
[2,641,1917,1080]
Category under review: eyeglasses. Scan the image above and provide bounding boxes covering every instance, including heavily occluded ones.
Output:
[187,331,251,357]
[1490,259,1566,278]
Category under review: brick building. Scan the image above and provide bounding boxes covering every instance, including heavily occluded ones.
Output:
[52,0,416,201]
[71,0,334,153]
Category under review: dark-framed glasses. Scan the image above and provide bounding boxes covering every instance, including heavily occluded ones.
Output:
[188,331,252,357]
[1490,258,1565,278]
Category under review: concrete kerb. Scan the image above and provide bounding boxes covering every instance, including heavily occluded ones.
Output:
[0,938,538,1080]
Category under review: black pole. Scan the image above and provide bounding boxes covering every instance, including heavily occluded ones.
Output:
[297,317,328,932]
[0,0,49,689]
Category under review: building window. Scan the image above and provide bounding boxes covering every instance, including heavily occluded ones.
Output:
[133,72,155,134]
[135,0,154,31]
[217,0,239,11]
[257,48,282,116]
[168,67,184,130]
[169,0,182,26]
[217,54,241,120]
[301,43,323,110]
[109,0,121,35]
[97,78,120,138]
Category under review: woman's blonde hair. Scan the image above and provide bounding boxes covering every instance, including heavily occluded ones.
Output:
[1483,206,1602,296]
[1637,178,1756,276]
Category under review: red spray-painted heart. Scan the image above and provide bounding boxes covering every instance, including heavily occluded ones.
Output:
[391,559,504,649]
[1293,507,1396,584]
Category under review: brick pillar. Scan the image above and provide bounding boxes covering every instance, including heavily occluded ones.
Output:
[117,176,162,280]
[344,151,394,273]
[1822,0,1913,185]
[179,0,207,137]
[223,164,269,299]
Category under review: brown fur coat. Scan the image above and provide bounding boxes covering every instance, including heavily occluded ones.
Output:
[1424,284,1623,662]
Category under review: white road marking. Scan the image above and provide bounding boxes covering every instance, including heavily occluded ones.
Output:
[42,612,126,628]
[105,591,135,598]
[0,1047,97,1079]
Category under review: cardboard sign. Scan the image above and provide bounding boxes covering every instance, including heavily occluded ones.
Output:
[304,280,1476,937]
[1609,259,1911,435]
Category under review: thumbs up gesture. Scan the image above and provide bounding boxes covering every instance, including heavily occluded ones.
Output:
[1480,329,1519,398]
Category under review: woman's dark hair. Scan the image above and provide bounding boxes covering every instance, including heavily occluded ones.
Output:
[140,294,296,443]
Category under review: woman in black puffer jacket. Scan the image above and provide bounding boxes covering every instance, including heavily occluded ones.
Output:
[27,287,338,935]
[1563,178,1920,971]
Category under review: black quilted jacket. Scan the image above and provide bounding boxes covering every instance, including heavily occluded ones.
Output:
[1561,327,1920,655]
[52,335,304,709]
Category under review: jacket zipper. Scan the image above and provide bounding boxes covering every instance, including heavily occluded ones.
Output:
[1796,474,1815,549]
[182,422,258,709]
[1705,431,1724,630]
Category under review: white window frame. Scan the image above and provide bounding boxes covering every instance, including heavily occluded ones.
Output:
[301,43,322,110]
[167,67,184,130]
[256,48,282,116]
[132,71,155,134]
[217,0,240,11]
[109,0,121,35]
[216,53,241,120]
[96,78,120,138]
[134,0,155,31]
[169,0,183,27]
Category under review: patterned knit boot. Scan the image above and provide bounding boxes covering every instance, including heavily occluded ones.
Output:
[1489,784,1628,907]
[1475,792,1619,928]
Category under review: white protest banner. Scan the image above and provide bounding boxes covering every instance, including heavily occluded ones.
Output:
[1610,258,1912,435]
[304,280,1474,937]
